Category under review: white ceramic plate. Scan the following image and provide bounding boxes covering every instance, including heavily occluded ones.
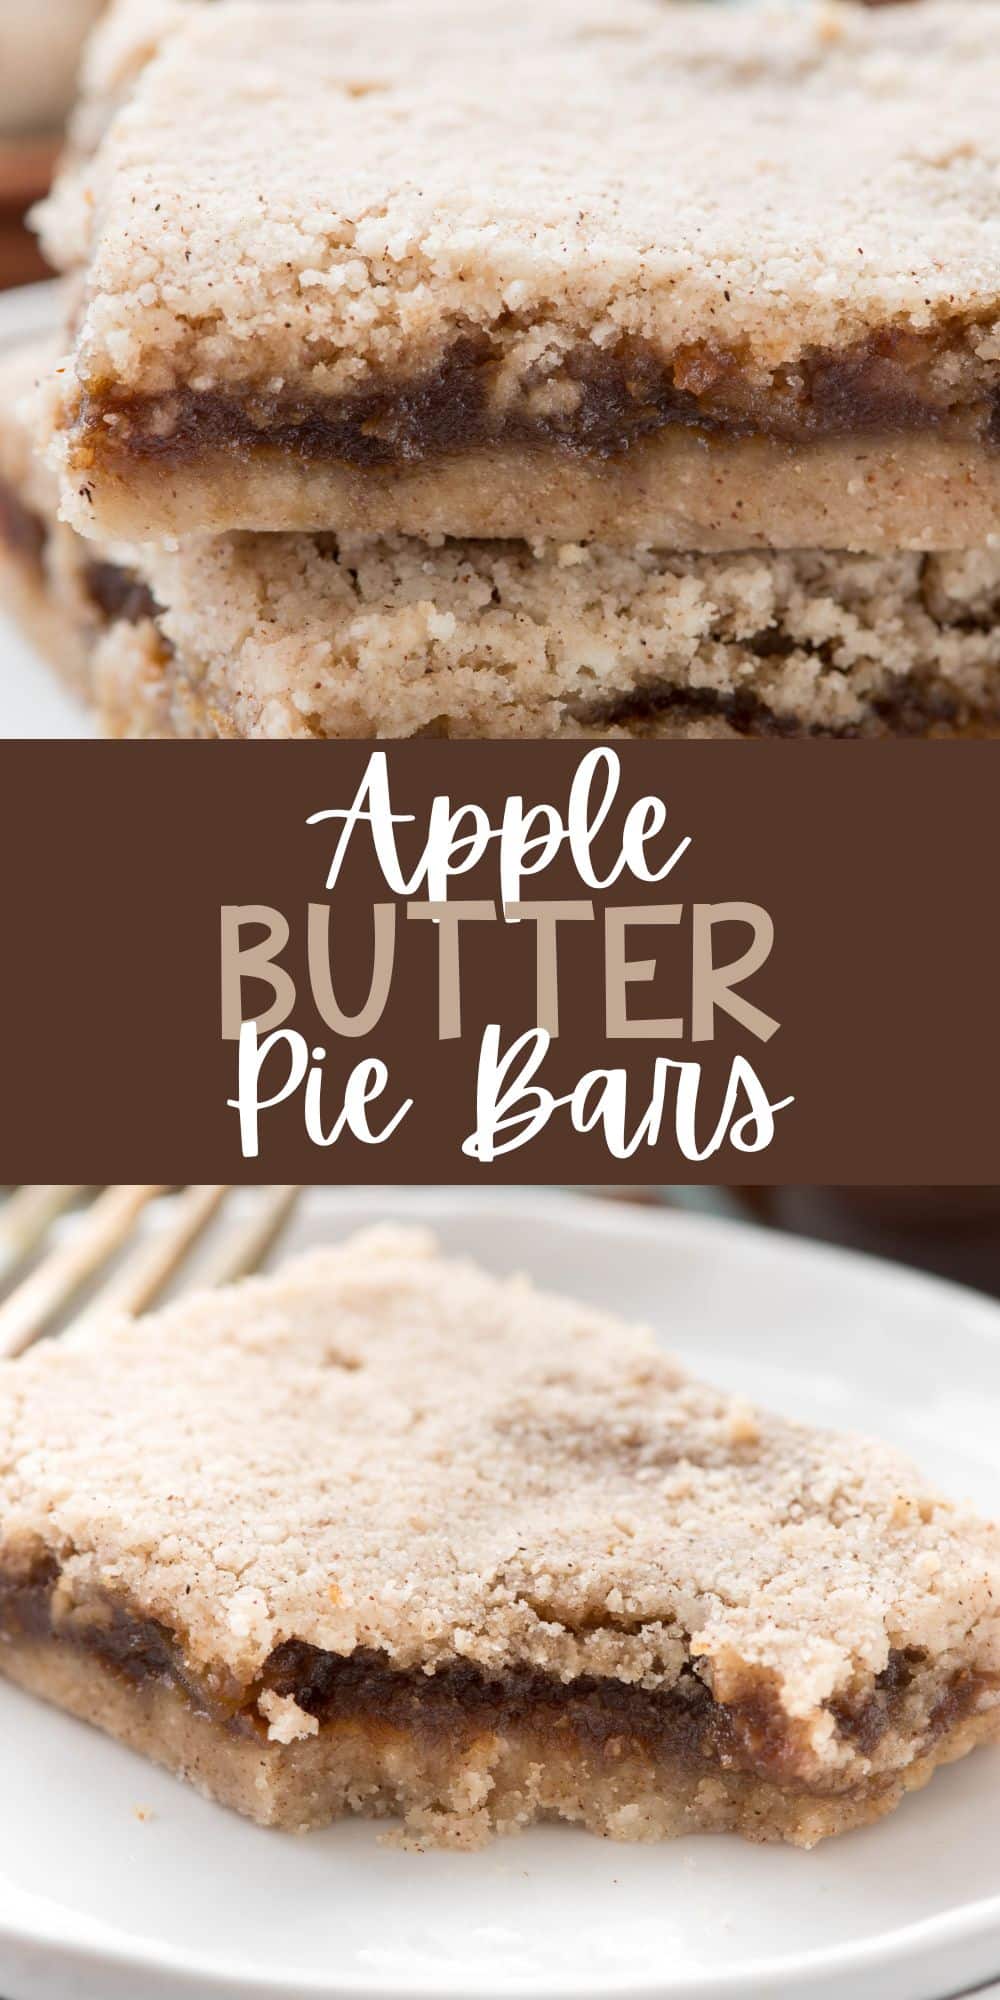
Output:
[0,281,95,740]
[0,1188,998,2000]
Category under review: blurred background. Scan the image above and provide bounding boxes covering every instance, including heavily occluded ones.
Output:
[3,1189,999,1340]
[0,1,104,289]
[653,1189,1000,1298]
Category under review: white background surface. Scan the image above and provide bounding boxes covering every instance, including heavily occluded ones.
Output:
[0,1188,998,2000]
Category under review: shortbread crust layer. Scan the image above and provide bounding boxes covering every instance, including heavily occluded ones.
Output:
[0,1228,998,1847]
[37,0,1000,544]
[52,431,1000,554]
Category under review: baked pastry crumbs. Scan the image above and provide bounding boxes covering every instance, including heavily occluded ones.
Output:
[0,1225,997,1849]
[35,0,1000,547]
[97,532,1000,741]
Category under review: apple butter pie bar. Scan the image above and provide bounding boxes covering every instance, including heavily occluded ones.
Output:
[36,0,1000,549]
[0,1226,997,1848]
[5,340,1000,737]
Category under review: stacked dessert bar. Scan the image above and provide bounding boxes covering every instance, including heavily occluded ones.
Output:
[2,0,999,736]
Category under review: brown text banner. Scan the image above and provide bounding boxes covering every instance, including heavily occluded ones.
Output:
[1,740,997,1182]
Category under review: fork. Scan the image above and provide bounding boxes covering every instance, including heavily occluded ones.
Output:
[0,1184,302,1361]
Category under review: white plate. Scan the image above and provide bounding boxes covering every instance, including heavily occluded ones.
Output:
[0,1188,998,2000]
[0,282,95,740]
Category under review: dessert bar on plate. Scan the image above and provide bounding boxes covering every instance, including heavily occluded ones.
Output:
[35,0,1000,549]
[0,1224,997,1848]
[5,344,1000,737]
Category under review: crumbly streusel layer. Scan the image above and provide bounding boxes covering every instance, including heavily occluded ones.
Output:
[36,0,1000,543]
[98,529,1000,740]
[0,1226,998,1847]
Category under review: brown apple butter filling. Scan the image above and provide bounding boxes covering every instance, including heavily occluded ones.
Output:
[0,1560,985,1795]
[77,324,1000,470]
[81,561,158,628]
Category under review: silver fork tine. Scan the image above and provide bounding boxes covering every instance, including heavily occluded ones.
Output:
[71,1184,234,1329]
[195,1186,302,1290]
[0,1186,88,1286]
[0,1184,304,1363]
[0,1185,166,1360]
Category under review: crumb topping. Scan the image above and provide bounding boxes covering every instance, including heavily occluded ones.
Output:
[36,0,1000,406]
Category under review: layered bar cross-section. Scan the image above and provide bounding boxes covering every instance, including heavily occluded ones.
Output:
[6,344,1000,738]
[0,1226,997,1848]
